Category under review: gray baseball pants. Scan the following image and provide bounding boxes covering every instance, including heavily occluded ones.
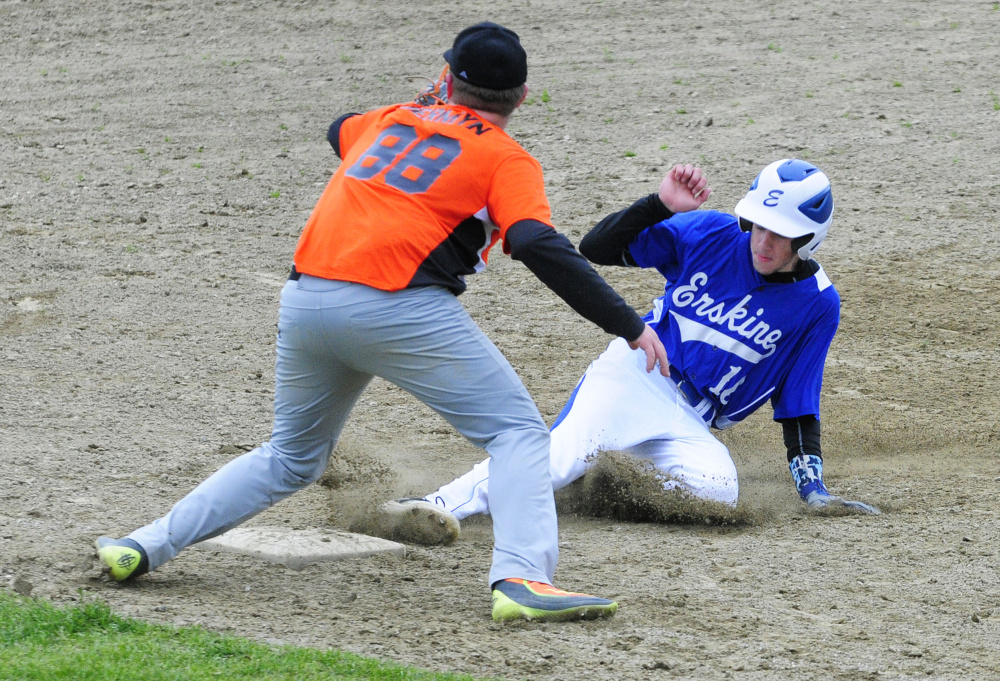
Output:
[128,275,558,587]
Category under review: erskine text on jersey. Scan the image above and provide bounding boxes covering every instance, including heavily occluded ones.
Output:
[668,276,782,360]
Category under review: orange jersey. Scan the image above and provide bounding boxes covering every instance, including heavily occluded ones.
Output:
[294,103,553,293]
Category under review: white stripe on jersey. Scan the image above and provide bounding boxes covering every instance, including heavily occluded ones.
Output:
[814,265,832,292]
[471,206,498,275]
[670,310,767,364]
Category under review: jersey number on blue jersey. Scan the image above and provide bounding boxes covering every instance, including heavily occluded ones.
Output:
[709,365,745,405]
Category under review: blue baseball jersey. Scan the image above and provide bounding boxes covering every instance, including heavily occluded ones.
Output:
[628,210,839,429]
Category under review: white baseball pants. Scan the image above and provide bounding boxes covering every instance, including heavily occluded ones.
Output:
[427,337,739,520]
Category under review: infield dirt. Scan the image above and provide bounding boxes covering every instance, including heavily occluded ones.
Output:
[3,1,1000,679]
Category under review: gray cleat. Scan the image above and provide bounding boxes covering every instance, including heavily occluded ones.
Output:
[378,498,460,546]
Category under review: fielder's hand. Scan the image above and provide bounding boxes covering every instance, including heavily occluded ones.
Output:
[628,324,670,376]
[659,163,712,214]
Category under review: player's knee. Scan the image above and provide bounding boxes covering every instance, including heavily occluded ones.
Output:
[705,445,739,505]
[709,473,739,507]
[665,471,738,506]
[666,443,739,506]
[267,440,333,486]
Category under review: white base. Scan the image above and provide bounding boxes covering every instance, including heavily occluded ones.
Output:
[195,527,406,570]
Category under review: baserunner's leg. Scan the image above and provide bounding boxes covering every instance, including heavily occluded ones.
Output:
[625,434,739,505]
[425,337,690,520]
[423,371,595,520]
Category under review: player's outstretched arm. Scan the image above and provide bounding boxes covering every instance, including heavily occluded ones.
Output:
[506,220,668,375]
[580,164,711,267]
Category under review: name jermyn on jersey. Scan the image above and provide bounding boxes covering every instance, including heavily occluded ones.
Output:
[402,105,493,136]
[671,272,782,359]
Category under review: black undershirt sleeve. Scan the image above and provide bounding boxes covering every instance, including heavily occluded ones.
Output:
[778,414,822,463]
[579,193,674,266]
[506,219,646,342]
[327,113,361,158]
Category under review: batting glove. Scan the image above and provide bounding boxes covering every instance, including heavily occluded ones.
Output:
[788,454,881,515]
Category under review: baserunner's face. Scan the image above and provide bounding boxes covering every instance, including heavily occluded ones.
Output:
[750,223,800,275]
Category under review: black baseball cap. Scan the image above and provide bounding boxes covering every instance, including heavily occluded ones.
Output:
[444,22,527,90]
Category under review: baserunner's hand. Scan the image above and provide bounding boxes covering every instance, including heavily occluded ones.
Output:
[628,324,669,376]
[659,163,712,214]
[804,490,882,515]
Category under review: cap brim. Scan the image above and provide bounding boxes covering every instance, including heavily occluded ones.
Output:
[734,198,811,239]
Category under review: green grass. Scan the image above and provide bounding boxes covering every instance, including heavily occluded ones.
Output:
[0,593,488,681]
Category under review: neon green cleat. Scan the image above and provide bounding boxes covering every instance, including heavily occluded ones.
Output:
[95,536,149,581]
[491,578,618,622]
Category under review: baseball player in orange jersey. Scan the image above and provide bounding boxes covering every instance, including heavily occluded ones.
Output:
[95,22,682,623]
